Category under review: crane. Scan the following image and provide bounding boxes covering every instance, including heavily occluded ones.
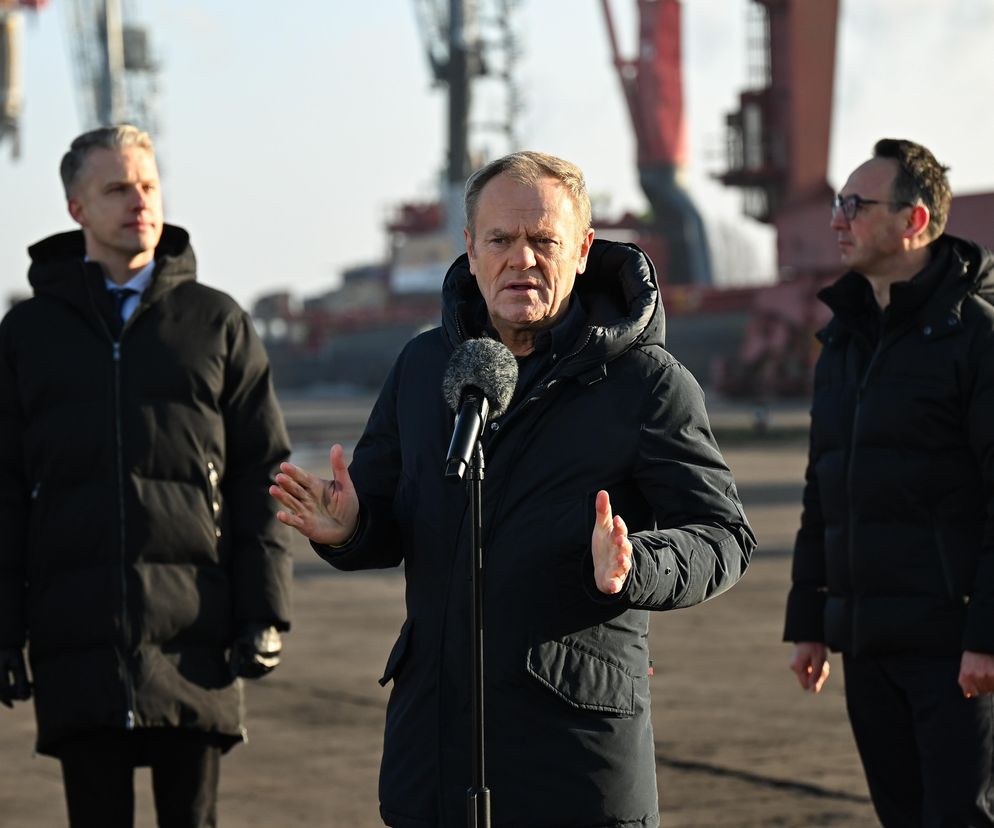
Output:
[62,0,159,134]
[411,0,521,257]
[600,0,713,286]
[0,0,159,164]
[0,0,48,159]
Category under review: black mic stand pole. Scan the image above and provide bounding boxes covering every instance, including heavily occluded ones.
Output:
[466,438,491,828]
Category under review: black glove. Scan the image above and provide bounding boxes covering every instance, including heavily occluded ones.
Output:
[230,625,282,679]
[0,647,31,707]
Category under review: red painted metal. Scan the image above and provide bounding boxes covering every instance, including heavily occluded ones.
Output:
[717,0,839,233]
[602,0,686,167]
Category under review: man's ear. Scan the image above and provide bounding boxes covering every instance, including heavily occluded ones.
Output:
[67,197,85,227]
[574,228,596,275]
[464,227,476,275]
[904,204,931,242]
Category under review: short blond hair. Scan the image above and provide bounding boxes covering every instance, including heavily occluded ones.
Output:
[60,125,155,198]
[464,150,592,242]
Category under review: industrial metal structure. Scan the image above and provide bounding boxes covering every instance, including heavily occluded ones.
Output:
[411,0,521,263]
[62,0,159,134]
[599,0,712,286]
[0,0,159,163]
[254,0,994,397]
[717,0,840,277]
[0,0,47,159]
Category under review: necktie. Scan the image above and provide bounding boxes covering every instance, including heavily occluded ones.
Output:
[108,287,138,338]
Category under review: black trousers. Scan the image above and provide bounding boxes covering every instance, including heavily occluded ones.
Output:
[58,728,221,828]
[843,653,994,828]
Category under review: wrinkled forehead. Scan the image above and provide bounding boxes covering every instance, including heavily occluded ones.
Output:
[842,157,897,199]
[476,174,579,232]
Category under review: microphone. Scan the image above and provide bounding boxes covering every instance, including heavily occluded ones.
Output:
[441,338,518,480]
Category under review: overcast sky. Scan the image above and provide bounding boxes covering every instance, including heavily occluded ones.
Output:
[2,0,993,310]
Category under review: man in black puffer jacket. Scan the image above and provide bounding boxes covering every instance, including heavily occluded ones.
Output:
[0,125,292,827]
[785,138,994,827]
[272,150,755,827]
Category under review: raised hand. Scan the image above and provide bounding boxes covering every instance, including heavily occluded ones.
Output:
[591,489,633,595]
[269,444,359,546]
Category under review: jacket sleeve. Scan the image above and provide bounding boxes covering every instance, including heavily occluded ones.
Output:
[311,351,406,572]
[782,424,828,643]
[621,361,756,611]
[0,312,28,649]
[220,310,293,631]
[962,316,994,653]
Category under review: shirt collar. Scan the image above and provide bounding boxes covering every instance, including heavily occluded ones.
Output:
[89,257,156,294]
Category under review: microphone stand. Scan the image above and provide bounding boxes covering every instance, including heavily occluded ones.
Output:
[466,438,491,828]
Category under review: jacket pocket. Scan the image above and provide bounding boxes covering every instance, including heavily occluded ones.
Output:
[526,638,637,717]
[379,617,413,687]
[932,522,965,605]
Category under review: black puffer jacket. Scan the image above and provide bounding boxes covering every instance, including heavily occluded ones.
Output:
[318,239,756,828]
[0,225,292,755]
[785,235,994,656]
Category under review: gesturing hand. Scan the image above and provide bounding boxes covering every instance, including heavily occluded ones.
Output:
[592,490,632,595]
[269,444,359,546]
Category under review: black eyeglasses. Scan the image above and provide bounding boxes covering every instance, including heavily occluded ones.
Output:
[832,193,913,222]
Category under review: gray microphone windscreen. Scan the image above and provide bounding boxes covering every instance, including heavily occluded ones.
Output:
[441,338,518,418]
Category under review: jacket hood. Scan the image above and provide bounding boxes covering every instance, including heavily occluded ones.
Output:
[439,238,664,373]
[951,233,994,292]
[27,224,196,303]
[818,234,994,337]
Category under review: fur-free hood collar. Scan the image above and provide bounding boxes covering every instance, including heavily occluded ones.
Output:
[440,238,664,375]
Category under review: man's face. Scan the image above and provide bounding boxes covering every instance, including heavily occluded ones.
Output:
[831,157,910,274]
[68,145,164,266]
[466,174,593,352]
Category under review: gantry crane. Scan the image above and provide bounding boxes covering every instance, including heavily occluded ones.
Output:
[63,0,159,134]
[411,0,521,256]
[0,0,159,163]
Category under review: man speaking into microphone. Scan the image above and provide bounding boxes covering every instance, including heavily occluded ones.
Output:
[270,151,756,827]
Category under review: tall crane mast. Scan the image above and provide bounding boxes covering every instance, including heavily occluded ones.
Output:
[600,0,712,286]
[0,0,48,159]
[412,0,520,255]
[716,0,839,275]
[63,0,159,134]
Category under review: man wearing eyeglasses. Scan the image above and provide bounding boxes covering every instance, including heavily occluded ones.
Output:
[784,138,994,827]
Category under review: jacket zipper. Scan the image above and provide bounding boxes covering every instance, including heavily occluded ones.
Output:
[485,327,595,443]
[112,340,137,729]
[207,461,222,540]
[844,313,926,599]
[844,329,880,595]
[476,328,595,557]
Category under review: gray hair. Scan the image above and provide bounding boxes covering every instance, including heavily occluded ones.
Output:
[60,125,155,198]
[464,150,592,242]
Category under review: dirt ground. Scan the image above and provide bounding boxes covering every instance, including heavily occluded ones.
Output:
[0,396,878,827]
